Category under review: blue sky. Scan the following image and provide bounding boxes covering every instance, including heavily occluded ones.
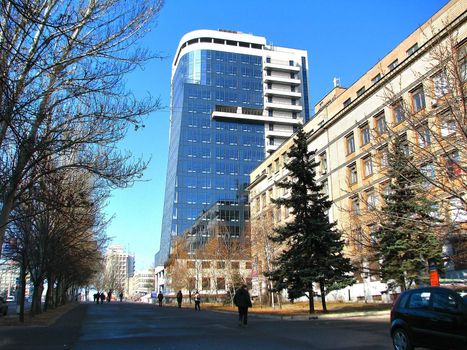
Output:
[104,0,449,270]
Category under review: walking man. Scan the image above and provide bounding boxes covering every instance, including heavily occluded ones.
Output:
[157,291,164,307]
[194,290,201,311]
[234,284,252,327]
[176,290,183,308]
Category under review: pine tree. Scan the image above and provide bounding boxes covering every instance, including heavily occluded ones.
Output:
[376,135,444,291]
[267,126,353,313]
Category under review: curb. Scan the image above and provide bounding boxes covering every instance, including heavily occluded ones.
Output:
[211,308,390,321]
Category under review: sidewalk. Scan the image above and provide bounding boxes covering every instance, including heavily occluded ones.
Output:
[0,302,80,327]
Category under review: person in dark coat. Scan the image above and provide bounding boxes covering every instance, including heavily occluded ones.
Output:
[100,292,105,304]
[157,291,164,307]
[233,284,252,327]
[176,290,183,308]
[194,290,201,311]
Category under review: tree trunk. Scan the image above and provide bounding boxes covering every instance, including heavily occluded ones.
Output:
[308,288,315,314]
[320,281,327,313]
[18,258,27,322]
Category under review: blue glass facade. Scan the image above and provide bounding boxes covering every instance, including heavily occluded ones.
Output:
[157,50,265,264]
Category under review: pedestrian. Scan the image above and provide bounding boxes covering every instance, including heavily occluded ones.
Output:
[100,292,105,304]
[119,292,123,302]
[107,289,112,302]
[233,284,252,327]
[157,291,164,307]
[93,293,98,304]
[194,290,201,311]
[176,290,183,308]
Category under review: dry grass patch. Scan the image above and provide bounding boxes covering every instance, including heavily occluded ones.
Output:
[0,303,78,327]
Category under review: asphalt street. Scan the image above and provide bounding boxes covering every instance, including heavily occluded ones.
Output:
[0,302,394,350]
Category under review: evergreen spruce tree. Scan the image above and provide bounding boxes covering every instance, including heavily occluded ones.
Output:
[267,126,353,313]
[376,135,443,291]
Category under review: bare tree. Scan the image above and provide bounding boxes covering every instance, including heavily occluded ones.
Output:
[0,0,164,256]
[250,208,279,307]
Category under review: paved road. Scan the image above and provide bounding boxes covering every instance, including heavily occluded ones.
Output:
[0,302,394,350]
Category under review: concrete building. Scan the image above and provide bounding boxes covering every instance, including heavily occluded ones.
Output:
[248,0,466,302]
[155,29,310,266]
[105,245,135,296]
[128,268,155,297]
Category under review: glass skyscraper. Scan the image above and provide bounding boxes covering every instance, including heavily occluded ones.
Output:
[155,30,309,265]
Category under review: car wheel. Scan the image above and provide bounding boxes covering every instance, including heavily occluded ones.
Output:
[392,328,413,350]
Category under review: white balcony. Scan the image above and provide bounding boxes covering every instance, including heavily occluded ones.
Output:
[264,88,301,99]
[211,108,301,126]
[266,143,279,153]
[264,61,301,72]
[264,101,303,112]
[265,129,293,138]
[264,75,301,85]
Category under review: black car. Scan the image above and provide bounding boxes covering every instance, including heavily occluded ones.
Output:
[0,296,7,316]
[390,287,467,350]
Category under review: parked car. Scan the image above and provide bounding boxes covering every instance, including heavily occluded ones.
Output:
[0,296,7,316]
[390,286,467,350]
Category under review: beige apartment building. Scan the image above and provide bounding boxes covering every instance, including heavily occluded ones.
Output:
[249,0,466,302]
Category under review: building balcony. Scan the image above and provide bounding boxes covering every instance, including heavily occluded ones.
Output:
[264,61,301,73]
[265,129,293,138]
[264,75,301,85]
[264,88,301,99]
[211,105,302,125]
[266,143,279,153]
[264,101,303,112]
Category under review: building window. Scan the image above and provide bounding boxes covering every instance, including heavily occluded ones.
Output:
[319,152,327,175]
[202,261,211,269]
[346,133,355,155]
[360,123,371,146]
[217,261,225,269]
[366,190,377,211]
[372,73,382,83]
[289,60,294,66]
[187,260,195,269]
[231,261,240,269]
[446,150,461,178]
[375,112,387,133]
[449,197,467,223]
[441,118,456,137]
[379,146,389,168]
[357,86,366,96]
[216,278,225,290]
[266,69,271,76]
[406,43,419,56]
[245,262,252,269]
[411,86,426,112]
[266,57,271,63]
[268,96,272,103]
[388,59,398,71]
[268,110,273,117]
[350,196,360,215]
[363,156,373,177]
[269,123,273,131]
[269,137,275,146]
[417,123,431,147]
[290,72,295,79]
[202,278,210,290]
[433,71,448,98]
[393,102,405,124]
[458,42,466,82]
[343,98,352,107]
[292,112,297,119]
[420,162,435,188]
[267,82,272,89]
[348,163,358,184]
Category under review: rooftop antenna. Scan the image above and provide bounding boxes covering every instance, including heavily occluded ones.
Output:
[333,77,341,88]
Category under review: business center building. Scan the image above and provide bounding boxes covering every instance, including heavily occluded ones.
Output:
[155,30,310,265]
